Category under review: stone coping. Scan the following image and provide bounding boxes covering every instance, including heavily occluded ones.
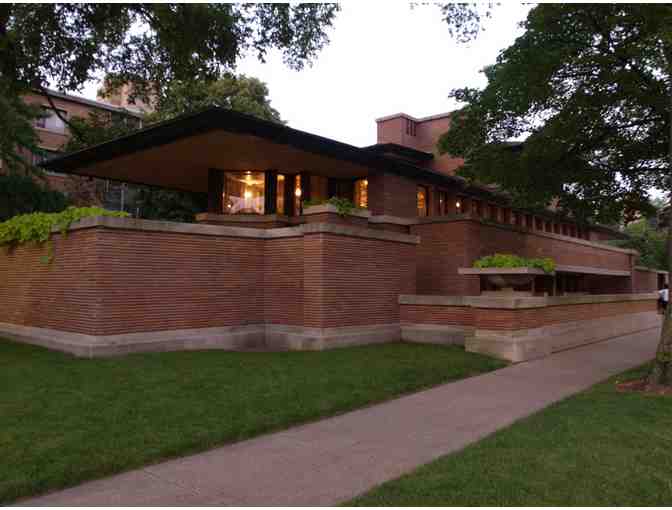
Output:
[299,222,419,244]
[60,215,419,245]
[415,214,638,256]
[634,265,669,275]
[399,292,658,309]
[458,265,631,277]
[195,213,291,223]
[368,215,419,226]
[458,267,547,276]
[303,203,371,218]
[555,264,631,277]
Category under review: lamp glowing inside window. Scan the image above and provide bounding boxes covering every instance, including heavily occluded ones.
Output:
[354,178,368,208]
[417,186,428,217]
[224,171,265,214]
[455,200,462,212]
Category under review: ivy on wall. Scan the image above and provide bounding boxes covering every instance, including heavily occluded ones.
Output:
[0,207,128,262]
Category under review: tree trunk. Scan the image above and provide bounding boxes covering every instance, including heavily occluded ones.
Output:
[648,82,672,387]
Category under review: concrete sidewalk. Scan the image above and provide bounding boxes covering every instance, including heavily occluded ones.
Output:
[20,328,661,507]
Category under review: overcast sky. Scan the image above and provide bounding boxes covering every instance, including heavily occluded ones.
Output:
[81,3,532,148]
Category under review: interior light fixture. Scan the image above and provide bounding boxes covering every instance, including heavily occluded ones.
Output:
[295,187,302,197]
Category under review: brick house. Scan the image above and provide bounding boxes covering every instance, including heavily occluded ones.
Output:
[9,89,144,207]
[0,106,666,361]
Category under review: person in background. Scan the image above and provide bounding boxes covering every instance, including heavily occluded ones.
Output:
[659,283,669,315]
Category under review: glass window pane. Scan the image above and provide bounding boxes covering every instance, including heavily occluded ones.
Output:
[224,171,265,214]
[277,174,285,215]
[354,178,368,208]
[294,175,302,213]
[417,186,428,217]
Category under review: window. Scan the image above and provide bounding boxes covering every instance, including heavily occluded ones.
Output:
[417,185,428,217]
[276,174,286,215]
[294,175,302,213]
[223,171,265,214]
[35,107,68,133]
[405,118,417,136]
[455,197,463,214]
[354,178,368,209]
[437,191,447,215]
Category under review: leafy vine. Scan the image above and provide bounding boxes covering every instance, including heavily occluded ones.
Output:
[0,207,129,263]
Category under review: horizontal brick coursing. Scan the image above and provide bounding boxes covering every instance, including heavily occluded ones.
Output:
[303,233,416,328]
[401,304,474,327]
[0,225,416,337]
[411,219,637,296]
[475,300,655,331]
[400,299,656,332]
[0,230,100,334]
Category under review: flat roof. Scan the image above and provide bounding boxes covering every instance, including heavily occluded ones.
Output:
[44,106,465,192]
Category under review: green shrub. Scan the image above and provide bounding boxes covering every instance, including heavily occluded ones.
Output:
[303,196,361,216]
[0,173,70,221]
[0,206,129,262]
[473,253,555,273]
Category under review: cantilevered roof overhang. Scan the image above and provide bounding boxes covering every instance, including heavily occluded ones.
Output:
[43,107,467,194]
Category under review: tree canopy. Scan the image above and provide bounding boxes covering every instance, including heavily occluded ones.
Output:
[0,3,338,172]
[439,4,671,225]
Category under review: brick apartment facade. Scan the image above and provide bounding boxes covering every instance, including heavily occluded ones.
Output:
[6,89,144,205]
[0,104,667,360]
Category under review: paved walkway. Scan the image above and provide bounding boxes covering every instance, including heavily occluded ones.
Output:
[20,328,661,506]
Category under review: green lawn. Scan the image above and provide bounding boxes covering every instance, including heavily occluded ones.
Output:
[349,364,672,506]
[0,338,504,504]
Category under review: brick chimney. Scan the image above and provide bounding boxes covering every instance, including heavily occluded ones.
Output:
[375,112,464,175]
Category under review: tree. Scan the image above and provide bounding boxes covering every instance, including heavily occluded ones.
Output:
[62,74,284,222]
[144,74,282,124]
[0,3,338,173]
[0,173,70,222]
[438,4,672,385]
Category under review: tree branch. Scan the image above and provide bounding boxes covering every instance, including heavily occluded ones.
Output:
[38,85,88,145]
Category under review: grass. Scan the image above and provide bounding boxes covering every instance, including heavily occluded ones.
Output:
[0,338,504,504]
[349,363,672,506]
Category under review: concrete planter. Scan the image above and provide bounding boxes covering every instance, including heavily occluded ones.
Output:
[458,267,548,292]
[303,203,370,218]
[303,203,370,227]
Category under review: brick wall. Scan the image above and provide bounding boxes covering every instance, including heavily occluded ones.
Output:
[412,219,480,295]
[368,172,417,217]
[0,221,416,337]
[473,300,655,331]
[303,233,416,328]
[400,297,656,332]
[401,304,474,327]
[0,229,100,334]
[411,218,635,296]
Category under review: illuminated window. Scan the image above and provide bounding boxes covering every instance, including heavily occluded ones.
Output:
[354,178,368,208]
[455,197,463,214]
[224,171,265,214]
[417,186,428,217]
[294,175,302,213]
[277,174,285,215]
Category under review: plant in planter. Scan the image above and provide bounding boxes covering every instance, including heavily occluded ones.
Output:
[472,253,556,291]
[303,196,362,217]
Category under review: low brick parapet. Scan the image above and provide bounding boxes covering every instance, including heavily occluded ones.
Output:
[1,216,418,356]
[400,293,660,362]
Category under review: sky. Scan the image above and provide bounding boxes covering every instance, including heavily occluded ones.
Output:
[79,2,532,148]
